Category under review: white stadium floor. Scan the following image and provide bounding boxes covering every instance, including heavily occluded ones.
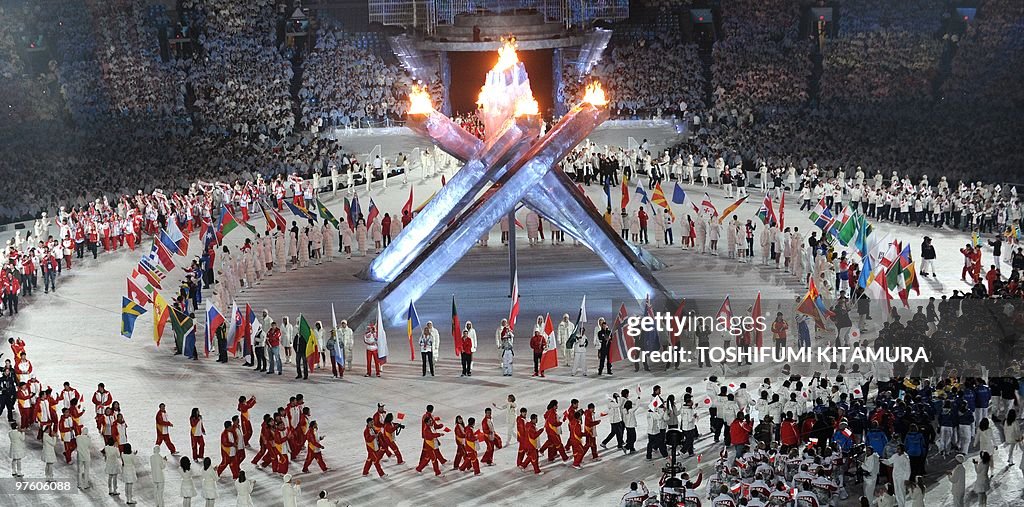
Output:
[2,122,1021,506]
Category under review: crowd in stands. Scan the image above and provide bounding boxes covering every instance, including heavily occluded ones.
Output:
[562,34,706,120]
[299,20,439,130]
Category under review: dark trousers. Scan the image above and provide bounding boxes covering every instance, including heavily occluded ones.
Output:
[602,421,624,448]
[0,397,14,422]
[217,338,228,362]
[597,346,611,374]
[421,351,434,376]
[681,428,696,455]
[75,242,85,258]
[254,346,267,371]
[624,427,637,453]
[460,352,472,375]
[533,352,542,374]
[646,431,667,459]
[295,344,309,378]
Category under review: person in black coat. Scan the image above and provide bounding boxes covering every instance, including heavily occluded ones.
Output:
[920,237,937,277]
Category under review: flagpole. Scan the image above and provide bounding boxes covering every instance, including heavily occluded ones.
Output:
[507,209,517,297]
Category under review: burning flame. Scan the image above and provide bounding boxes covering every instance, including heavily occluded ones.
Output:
[407,85,433,115]
[514,96,539,116]
[582,82,608,107]
[494,38,519,72]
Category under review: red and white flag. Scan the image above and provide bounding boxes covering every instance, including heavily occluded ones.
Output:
[539,313,559,373]
[508,270,520,330]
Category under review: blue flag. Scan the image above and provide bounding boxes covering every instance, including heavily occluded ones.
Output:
[159,229,182,256]
[634,185,650,204]
[121,296,147,339]
[603,181,611,210]
[285,200,317,221]
[858,254,872,289]
[672,182,687,205]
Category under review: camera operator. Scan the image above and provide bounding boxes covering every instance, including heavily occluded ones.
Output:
[619,480,649,507]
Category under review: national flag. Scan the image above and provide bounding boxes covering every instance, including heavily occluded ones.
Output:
[508,270,520,330]
[225,301,239,352]
[205,301,226,358]
[126,277,152,306]
[858,255,873,289]
[813,207,838,236]
[299,315,319,369]
[451,295,462,357]
[608,303,633,364]
[796,278,832,330]
[566,295,588,347]
[635,185,650,204]
[620,181,629,210]
[716,296,733,334]
[260,201,288,232]
[603,181,611,210]
[406,300,420,361]
[897,244,920,296]
[158,229,182,256]
[286,200,317,222]
[350,195,362,224]
[245,304,260,361]
[849,326,861,343]
[836,208,859,245]
[778,191,785,230]
[669,298,686,346]
[153,292,170,347]
[751,292,763,348]
[539,313,559,373]
[717,195,749,224]
[756,193,777,226]
[375,302,389,364]
[166,219,188,255]
[343,197,355,231]
[701,193,718,216]
[671,182,686,205]
[315,199,340,229]
[641,295,659,352]
[150,241,177,272]
[229,306,247,355]
[972,231,979,248]
[854,214,871,257]
[402,187,414,217]
[134,259,164,290]
[217,205,239,239]
[331,303,345,367]
[366,198,380,225]
[651,183,674,219]
[808,198,827,223]
[413,190,436,213]
[121,297,147,339]
[169,306,195,357]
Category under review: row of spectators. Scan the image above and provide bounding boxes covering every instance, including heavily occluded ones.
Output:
[561,34,705,120]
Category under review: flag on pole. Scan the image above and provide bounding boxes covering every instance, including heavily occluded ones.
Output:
[343,197,353,231]
[751,292,763,348]
[299,315,319,369]
[451,296,462,357]
[350,195,362,223]
[126,277,152,307]
[651,183,674,219]
[166,219,188,255]
[671,182,687,205]
[285,200,317,222]
[217,205,239,240]
[620,181,629,210]
[226,301,239,352]
[778,191,785,230]
[260,201,288,232]
[701,193,718,216]
[796,278,832,330]
[603,181,611,211]
[158,229,182,256]
[539,313,559,373]
[608,303,633,364]
[756,193,777,226]
[152,292,170,347]
[376,302,389,364]
[366,198,380,225]
[635,185,650,204]
[508,270,520,330]
[229,306,247,355]
[406,300,420,361]
[331,303,345,368]
[578,294,587,324]
[315,199,340,229]
[150,241,177,272]
[402,187,414,217]
[669,298,686,346]
[205,301,225,358]
[245,304,260,362]
[121,297,147,339]
[169,306,196,357]
[717,195,749,223]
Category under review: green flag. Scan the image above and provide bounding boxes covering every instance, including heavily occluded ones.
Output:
[316,199,340,229]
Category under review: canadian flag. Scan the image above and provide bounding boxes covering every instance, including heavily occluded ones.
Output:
[539,314,559,374]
